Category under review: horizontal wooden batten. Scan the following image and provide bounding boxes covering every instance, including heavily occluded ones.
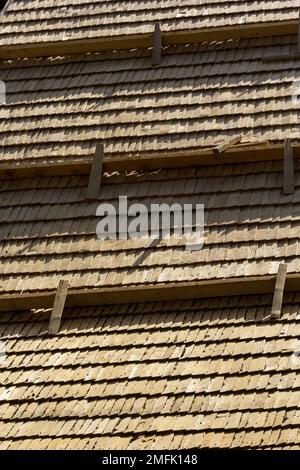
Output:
[0,142,298,179]
[0,274,300,313]
[262,53,300,62]
[0,21,297,60]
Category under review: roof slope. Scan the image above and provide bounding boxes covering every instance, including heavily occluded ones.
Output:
[0,36,299,169]
[0,294,299,450]
[0,159,299,297]
[0,0,299,452]
[0,0,298,47]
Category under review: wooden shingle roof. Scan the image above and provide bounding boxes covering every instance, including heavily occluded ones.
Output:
[0,0,298,47]
[0,294,299,449]
[1,160,299,302]
[0,35,299,170]
[0,0,299,451]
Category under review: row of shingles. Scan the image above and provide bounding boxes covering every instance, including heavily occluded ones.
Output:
[1,87,298,141]
[0,298,299,448]
[6,0,297,13]
[0,0,297,46]
[2,79,295,124]
[2,429,299,450]
[0,161,299,292]
[4,33,296,68]
[0,161,294,240]
[0,237,297,283]
[1,305,298,375]
[0,294,296,452]
[1,35,294,87]
[0,37,298,163]
[3,0,296,25]
[0,219,299,260]
[1,162,298,258]
[0,289,289,327]
[3,76,298,132]
[1,319,299,399]
[0,296,296,402]
[1,46,298,126]
[0,162,298,292]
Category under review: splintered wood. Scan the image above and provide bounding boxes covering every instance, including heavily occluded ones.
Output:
[214,136,242,154]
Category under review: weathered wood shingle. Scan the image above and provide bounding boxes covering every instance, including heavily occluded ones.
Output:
[0,295,299,449]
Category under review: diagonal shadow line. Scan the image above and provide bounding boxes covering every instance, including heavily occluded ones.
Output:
[132,237,160,267]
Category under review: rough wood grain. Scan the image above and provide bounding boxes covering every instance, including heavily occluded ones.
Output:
[87,142,104,200]
[152,22,162,66]
[0,21,296,60]
[283,139,294,195]
[48,280,69,335]
[214,136,242,154]
[271,263,287,320]
[1,273,300,314]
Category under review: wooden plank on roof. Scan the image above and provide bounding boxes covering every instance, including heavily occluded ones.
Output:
[48,280,69,335]
[262,53,300,62]
[2,141,296,180]
[152,22,162,66]
[271,264,287,321]
[0,21,296,59]
[298,10,300,53]
[87,142,104,200]
[2,0,13,14]
[0,273,300,313]
[283,139,294,195]
[213,136,242,154]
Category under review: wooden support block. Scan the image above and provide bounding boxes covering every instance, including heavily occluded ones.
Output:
[152,22,162,66]
[2,0,12,14]
[48,280,69,335]
[298,11,300,53]
[87,142,104,200]
[271,263,287,321]
[283,139,294,195]
[213,136,242,154]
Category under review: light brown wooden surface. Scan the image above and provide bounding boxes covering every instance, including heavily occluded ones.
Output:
[1,160,300,300]
[86,142,104,200]
[0,36,299,169]
[0,293,299,449]
[271,264,287,320]
[48,280,69,335]
[0,0,298,55]
[283,139,294,195]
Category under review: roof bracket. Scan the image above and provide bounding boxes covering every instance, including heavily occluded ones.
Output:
[297,10,300,53]
[271,263,287,321]
[152,22,162,66]
[48,280,69,335]
[87,141,104,200]
[213,136,242,154]
[283,139,294,195]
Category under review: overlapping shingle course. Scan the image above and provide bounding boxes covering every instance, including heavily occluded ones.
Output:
[1,159,300,295]
[0,0,298,47]
[0,0,299,451]
[0,35,299,168]
[0,294,299,449]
